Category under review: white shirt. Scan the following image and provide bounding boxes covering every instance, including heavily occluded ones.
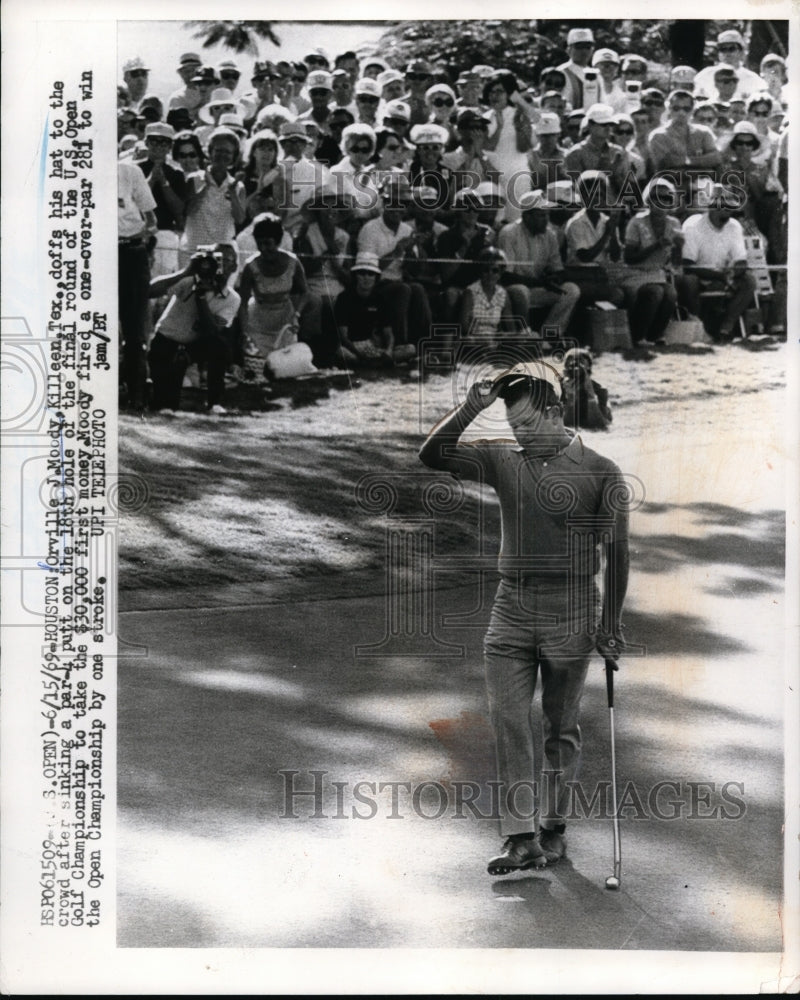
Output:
[693,64,769,103]
[155,276,241,344]
[357,216,413,281]
[118,160,156,237]
[682,212,747,270]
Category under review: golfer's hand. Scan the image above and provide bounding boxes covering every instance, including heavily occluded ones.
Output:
[465,379,502,410]
[596,629,626,662]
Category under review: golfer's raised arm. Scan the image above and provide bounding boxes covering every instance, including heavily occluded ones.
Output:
[418,382,499,477]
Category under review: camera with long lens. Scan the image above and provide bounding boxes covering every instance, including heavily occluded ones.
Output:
[190,245,223,284]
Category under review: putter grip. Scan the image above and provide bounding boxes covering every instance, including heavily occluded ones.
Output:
[605,659,615,708]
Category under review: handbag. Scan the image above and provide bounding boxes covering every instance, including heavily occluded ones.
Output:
[264,323,318,379]
[663,307,711,345]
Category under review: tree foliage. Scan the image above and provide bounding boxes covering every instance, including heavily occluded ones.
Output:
[183,21,280,57]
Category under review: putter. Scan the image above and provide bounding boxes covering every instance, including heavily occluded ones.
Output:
[605,657,622,890]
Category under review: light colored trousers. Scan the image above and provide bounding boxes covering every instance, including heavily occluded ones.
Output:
[484,576,600,836]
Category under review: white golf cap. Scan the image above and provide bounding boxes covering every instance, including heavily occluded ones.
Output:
[535,112,562,135]
[567,28,594,45]
[584,102,616,125]
[307,70,334,91]
[410,123,449,145]
[355,77,381,98]
[717,29,745,46]
[351,252,382,274]
[592,48,620,66]
[519,189,558,211]
[671,65,697,83]
[492,361,563,400]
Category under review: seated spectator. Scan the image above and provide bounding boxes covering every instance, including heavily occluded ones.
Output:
[540,89,569,121]
[168,52,204,116]
[171,129,205,175]
[711,66,739,106]
[639,87,666,130]
[330,122,381,219]
[441,109,501,193]
[354,77,382,126]
[237,212,323,361]
[527,111,568,191]
[403,185,447,308]
[694,29,768,102]
[561,347,613,429]
[356,175,432,356]
[195,88,246,149]
[647,90,721,185]
[425,83,458,148]
[334,253,395,365]
[728,98,747,125]
[148,242,240,414]
[459,247,522,351]
[497,189,580,337]
[621,177,685,345]
[436,188,496,322]
[630,104,654,172]
[692,101,718,130]
[562,108,586,148]
[611,113,646,179]
[538,67,571,108]
[408,123,454,210]
[362,55,390,79]
[180,127,247,262]
[679,185,756,339]
[564,103,630,197]
[138,123,188,277]
[592,49,627,113]
[473,179,507,229]
[723,121,784,263]
[165,105,194,133]
[564,170,625,309]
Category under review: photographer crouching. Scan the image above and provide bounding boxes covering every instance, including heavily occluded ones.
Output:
[147,242,241,414]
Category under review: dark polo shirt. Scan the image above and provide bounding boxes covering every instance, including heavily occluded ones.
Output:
[451,435,628,579]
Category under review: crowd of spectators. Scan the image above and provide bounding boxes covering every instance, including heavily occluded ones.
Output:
[117,26,789,413]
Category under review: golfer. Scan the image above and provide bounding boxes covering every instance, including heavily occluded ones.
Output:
[419,362,629,874]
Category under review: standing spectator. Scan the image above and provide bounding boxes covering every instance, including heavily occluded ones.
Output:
[330,123,381,219]
[147,242,240,414]
[557,28,595,110]
[592,49,627,113]
[456,69,484,112]
[354,77,382,126]
[195,89,245,149]
[118,159,157,409]
[334,50,360,84]
[168,52,203,115]
[759,54,788,107]
[483,71,534,219]
[639,87,666,130]
[724,121,784,262]
[171,131,205,178]
[647,90,722,175]
[275,121,332,235]
[621,178,684,345]
[564,104,631,197]
[184,66,220,125]
[217,60,241,94]
[378,69,406,104]
[527,112,568,191]
[694,29,768,102]
[564,170,625,308]
[442,109,501,192]
[404,60,436,125]
[361,55,389,79]
[670,66,697,93]
[408,123,454,210]
[497,190,580,337]
[382,99,412,140]
[139,123,188,277]
[692,101,718,129]
[297,70,335,134]
[331,68,358,116]
[611,113,646,179]
[436,187,496,323]
[680,185,756,339]
[122,56,149,109]
[370,127,408,188]
[425,83,459,148]
[746,95,780,168]
[238,213,322,358]
[538,67,571,107]
[241,131,282,217]
[630,104,654,173]
[181,128,247,260]
[245,61,282,130]
[315,107,354,168]
[711,66,740,105]
[620,54,649,99]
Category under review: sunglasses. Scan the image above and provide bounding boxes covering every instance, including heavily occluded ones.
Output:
[750,110,769,116]
[416,143,442,151]
[432,98,454,107]
[127,69,148,78]
[146,137,172,146]
[220,72,240,81]
[406,72,431,81]
[614,127,634,136]
[572,42,593,49]
[351,144,373,153]
[718,44,740,52]
[176,150,199,158]
[310,88,331,96]
[672,105,693,112]
[733,140,757,148]
[641,99,664,107]
[357,95,379,103]
[384,143,402,151]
